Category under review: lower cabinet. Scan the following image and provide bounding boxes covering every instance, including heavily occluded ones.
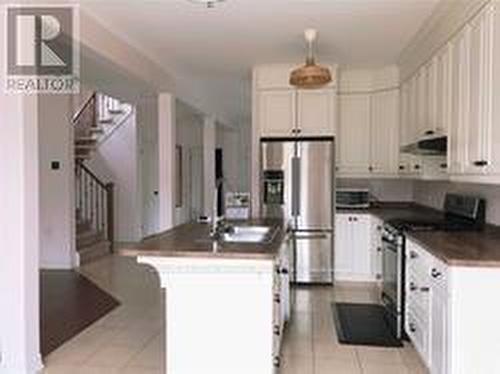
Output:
[430,284,448,374]
[273,235,291,370]
[335,213,374,281]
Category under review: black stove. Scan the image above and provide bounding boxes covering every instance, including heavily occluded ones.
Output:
[386,194,486,233]
[386,218,483,233]
[380,194,486,342]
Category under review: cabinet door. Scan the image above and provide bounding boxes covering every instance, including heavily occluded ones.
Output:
[351,215,372,279]
[338,94,371,174]
[400,82,411,146]
[408,75,419,143]
[370,216,383,283]
[449,27,470,174]
[417,68,428,139]
[426,59,438,136]
[371,89,399,175]
[297,89,335,136]
[464,11,489,175]
[334,215,352,277]
[483,3,500,175]
[430,289,448,374]
[259,90,296,137]
[436,44,453,136]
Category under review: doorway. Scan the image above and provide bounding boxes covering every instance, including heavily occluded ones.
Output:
[215,148,224,216]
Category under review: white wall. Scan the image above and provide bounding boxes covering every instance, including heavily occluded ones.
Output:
[337,178,414,203]
[38,94,77,269]
[203,116,216,217]
[414,181,500,226]
[86,110,142,242]
[0,91,43,372]
[175,102,204,225]
[138,95,160,238]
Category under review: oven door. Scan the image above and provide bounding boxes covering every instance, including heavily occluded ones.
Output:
[382,237,400,307]
[381,233,404,339]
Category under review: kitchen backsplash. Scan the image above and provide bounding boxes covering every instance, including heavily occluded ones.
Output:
[337,179,414,203]
[413,181,500,226]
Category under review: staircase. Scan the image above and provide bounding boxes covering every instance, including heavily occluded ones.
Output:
[73,93,132,264]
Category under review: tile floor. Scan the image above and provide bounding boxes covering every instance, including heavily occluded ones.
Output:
[43,254,429,374]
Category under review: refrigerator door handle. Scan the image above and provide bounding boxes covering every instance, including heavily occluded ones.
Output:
[291,156,301,216]
[294,233,329,240]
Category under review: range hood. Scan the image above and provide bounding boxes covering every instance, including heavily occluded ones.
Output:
[400,136,447,156]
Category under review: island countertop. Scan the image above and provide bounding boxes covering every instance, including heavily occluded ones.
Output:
[118,219,287,260]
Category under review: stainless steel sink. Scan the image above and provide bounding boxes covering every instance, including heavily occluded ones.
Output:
[222,225,275,244]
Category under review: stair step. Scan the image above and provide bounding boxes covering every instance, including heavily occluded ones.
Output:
[98,118,113,125]
[75,138,97,146]
[89,127,104,134]
[77,230,104,248]
[75,148,92,156]
[78,240,110,265]
[77,221,92,233]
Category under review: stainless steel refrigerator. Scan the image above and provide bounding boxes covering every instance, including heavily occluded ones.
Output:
[260,137,335,284]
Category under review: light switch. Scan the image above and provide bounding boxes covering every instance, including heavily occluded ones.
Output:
[51,161,61,170]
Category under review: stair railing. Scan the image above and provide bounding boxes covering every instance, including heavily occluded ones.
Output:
[73,92,97,138]
[75,160,115,251]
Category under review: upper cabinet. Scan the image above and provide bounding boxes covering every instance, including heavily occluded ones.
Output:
[297,89,337,136]
[338,94,372,174]
[337,66,400,177]
[370,89,400,174]
[253,64,338,138]
[258,90,296,137]
[449,3,500,178]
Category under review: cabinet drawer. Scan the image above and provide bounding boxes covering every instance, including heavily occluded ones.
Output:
[406,311,430,362]
[429,257,448,294]
[406,240,432,276]
[406,275,431,316]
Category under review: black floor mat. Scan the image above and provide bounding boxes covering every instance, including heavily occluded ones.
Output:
[332,302,403,347]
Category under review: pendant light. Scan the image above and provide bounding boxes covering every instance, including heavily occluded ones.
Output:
[290,29,332,89]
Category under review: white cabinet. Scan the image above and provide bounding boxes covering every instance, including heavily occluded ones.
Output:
[400,81,411,146]
[257,88,336,137]
[463,5,495,175]
[370,215,383,285]
[430,276,448,374]
[338,89,400,177]
[370,89,400,174]
[335,213,372,281]
[258,90,296,137]
[338,94,372,174]
[447,3,500,179]
[297,89,336,136]
[435,44,453,136]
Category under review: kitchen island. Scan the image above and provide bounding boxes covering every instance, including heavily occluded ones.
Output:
[120,219,290,374]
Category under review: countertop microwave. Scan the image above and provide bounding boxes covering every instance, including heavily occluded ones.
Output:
[336,189,370,209]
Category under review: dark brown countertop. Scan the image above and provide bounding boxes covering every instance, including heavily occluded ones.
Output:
[119,219,286,260]
[338,203,500,268]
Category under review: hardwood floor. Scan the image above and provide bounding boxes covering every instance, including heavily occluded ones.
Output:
[40,270,119,356]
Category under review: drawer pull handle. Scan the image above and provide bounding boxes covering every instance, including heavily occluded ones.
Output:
[273,357,281,368]
[473,160,488,167]
[420,287,430,293]
[274,325,280,336]
[410,251,418,259]
[274,294,281,303]
[431,268,442,279]
[409,282,418,292]
[409,323,417,333]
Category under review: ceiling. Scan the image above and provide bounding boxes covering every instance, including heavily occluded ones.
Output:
[80,0,441,123]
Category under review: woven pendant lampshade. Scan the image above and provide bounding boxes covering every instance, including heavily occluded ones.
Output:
[290,29,332,89]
